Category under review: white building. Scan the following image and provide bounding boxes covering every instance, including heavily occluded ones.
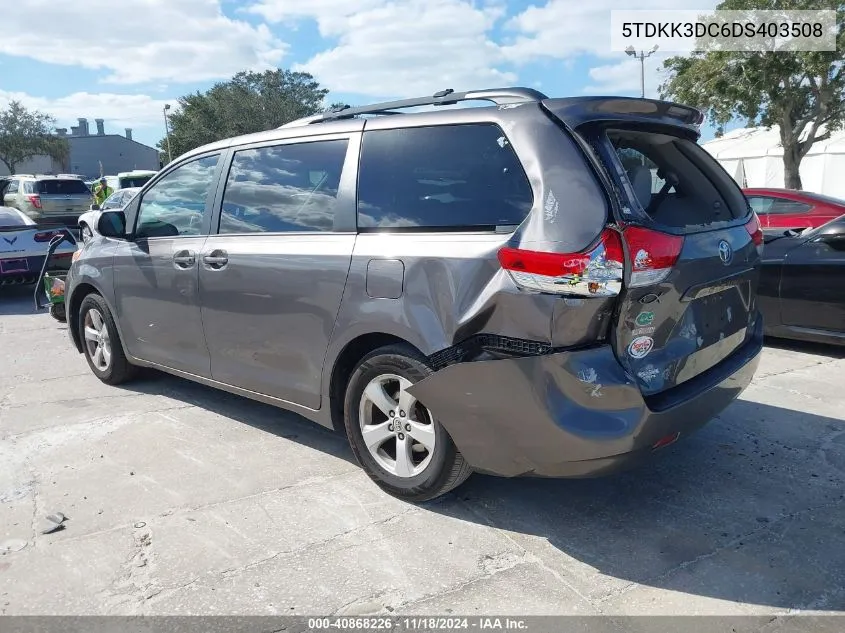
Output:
[702,125,845,198]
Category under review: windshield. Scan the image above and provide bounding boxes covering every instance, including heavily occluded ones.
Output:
[37,179,91,195]
[101,191,125,209]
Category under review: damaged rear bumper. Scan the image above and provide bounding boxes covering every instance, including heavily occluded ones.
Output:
[407,318,763,478]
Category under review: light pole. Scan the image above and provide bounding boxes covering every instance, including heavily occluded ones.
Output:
[163,104,173,164]
[625,45,659,98]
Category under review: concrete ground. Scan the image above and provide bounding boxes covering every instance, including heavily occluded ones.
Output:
[1,284,844,620]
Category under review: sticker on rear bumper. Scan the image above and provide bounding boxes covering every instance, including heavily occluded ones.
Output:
[632,326,655,336]
[628,336,654,359]
[635,311,654,326]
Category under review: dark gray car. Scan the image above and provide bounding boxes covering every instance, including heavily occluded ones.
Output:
[64,88,764,501]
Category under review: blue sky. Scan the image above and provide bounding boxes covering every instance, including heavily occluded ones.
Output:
[0,0,725,150]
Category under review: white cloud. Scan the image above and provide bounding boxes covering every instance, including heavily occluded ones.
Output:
[247,0,385,35]
[0,89,173,132]
[502,0,719,63]
[0,0,286,85]
[584,53,672,98]
[253,0,514,98]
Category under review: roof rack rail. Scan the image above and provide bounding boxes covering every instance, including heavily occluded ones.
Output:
[279,87,549,128]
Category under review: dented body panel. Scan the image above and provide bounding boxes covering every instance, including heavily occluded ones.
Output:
[408,318,762,477]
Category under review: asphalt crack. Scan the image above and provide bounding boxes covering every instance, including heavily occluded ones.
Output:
[216,508,418,579]
[0,404,195,442]
[449,500,599,612]
[97,525,159,613]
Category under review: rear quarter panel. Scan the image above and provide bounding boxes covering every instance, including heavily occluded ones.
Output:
[321,103,613,398]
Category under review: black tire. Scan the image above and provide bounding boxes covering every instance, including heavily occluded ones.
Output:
[78,293,137,385]
[343,344,473,502]
[49,303,66,323]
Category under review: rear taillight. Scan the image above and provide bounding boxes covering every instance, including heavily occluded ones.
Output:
[622,226,684,288]
[499,225,685,296]
[745,213,763,247]
[34,230,63,242]
[498,228,624,297]
[26,195,42,209]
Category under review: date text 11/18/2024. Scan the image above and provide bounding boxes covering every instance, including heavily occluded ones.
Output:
[308,616,529,630]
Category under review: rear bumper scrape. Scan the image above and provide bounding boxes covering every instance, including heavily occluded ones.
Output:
[407,318,763,478]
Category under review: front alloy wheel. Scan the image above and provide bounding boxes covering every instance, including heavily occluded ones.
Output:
[83,308,112,372]
[78,293,137,385]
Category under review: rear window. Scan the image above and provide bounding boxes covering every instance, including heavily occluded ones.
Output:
[37,179,90,195]
[357,123,533,230]
[119,176,154,189]
[604,129,748,229]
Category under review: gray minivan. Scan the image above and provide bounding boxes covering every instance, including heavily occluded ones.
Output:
[64,88,764,501]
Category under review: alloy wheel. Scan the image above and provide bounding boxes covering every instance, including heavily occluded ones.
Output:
[83,308,112,372]
[358,373,436,478]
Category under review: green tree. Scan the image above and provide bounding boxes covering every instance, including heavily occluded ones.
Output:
[660,0,845,189]
[0,101,69,174]
[159,70,335,160]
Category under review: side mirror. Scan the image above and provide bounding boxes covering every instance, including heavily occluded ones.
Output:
[90,203,101,211]
[97,210,127,239]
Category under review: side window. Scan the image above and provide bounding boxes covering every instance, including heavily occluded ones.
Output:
[768,199,812,215]
[23,181,36,194]
[7,180,19,194]
[357,124,533,230]
[747,196,773,215]
[136,154,220,238]
[219,139,348,234]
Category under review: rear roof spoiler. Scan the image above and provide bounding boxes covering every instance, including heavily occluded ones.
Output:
[543,96,704,138]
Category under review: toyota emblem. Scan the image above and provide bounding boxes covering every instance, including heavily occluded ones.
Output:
[718,240,732,265]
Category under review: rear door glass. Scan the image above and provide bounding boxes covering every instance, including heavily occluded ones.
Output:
[357,123,533,230]
[37,179,90,195]
[219,139,348,234]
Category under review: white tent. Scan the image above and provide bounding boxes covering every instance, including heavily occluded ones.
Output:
[701,125,845,198]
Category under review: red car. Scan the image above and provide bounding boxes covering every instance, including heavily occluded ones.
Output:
[743,188,845,230]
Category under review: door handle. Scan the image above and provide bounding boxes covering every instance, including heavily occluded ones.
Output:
[202,250,228,269]
[173,250,196,269]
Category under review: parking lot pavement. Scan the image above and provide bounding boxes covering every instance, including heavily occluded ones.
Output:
[1,284,844,619]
